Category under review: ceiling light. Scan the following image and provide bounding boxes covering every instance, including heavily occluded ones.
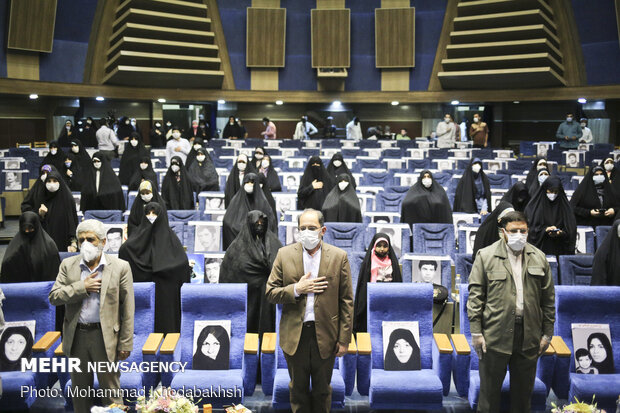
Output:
[96,96,105,101]
[275,100,283,105]
[29,94,38,100]
[578,97,587,104]
[451,100,460,105]
[157,98,166,103]
[391,101,399,106]
[332,100,342,107]
[217,99,226,104]
[513,101,520,104]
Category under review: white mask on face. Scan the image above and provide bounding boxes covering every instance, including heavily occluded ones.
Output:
[140,163,148,170]
[593,175,605,185]
[196,155,206,163]
[244,183,254,194]
[125,120,130,125]
[261,159,270,169]
[422,177,432,188]
[473,117,479,123]
[80,241,101,263]
[338,181,349,191]
[581,123,586,128]
[471,164,482,174]
[171,164,180,173]
[155,123,161,128]
[46,182,60,192]
[130,140,138,147]
[40,173,47,182]
[566,117,573,122]
[172,131,181,139]
[141,193,153,202]
[93,161,102,170]
[147,215,157,224]
[298,229,321,250]
[546,193,558,201]
[538,174,548,184]
[444,118,450,123]
[50,148,57,155]
[194,144,201,150]
[503,229,527,253]
[66,126,71,130]
[71,146,79,154]
[605,163,614,171]
[255,153,264,160]
[333,160,342,168]
[237,162,247,172]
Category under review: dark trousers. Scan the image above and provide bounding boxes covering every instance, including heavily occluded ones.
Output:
[477,322,539,413]
[283,322,336,413]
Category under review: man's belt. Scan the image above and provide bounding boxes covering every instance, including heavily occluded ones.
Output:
[77,322,101,330]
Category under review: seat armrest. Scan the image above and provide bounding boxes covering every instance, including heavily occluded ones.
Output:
[160,333,180,355]
[347,334,357,355]
[432,333,453,396]
[142,333,164,355]
[433,333,453,354]
[340,334,357,396]
[355,332,372,396]
[260,332,277,396]
[356,332,371,355]
[450,334,471,355]
[551,336,571,357]
[54,341,64,357]
[244,333,259,355]
[33,331,61,352]
[261,332,276,354]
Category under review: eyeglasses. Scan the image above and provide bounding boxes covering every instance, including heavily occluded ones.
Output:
[505,229,528,234]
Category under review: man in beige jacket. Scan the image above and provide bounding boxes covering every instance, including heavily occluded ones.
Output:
[266,209,353,413]
[467,211,554,413]
[49,219,134,413]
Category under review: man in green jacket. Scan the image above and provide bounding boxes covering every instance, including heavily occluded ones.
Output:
[467,210,555,413]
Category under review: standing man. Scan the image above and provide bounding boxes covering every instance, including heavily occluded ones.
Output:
[261,117,277,140]
[556,112,582,149]
[436,114,458,148]
[266,209,353,413]
[293,116,318,140]
[49,219,134,413]
[346,117,362,140]
[165,126,191,166]
[470,113,489,148]
[467,211,555,413]
[579,118,593,143]
[96,118,119,160]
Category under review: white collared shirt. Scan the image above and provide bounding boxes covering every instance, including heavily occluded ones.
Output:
[295,244,322,322]
[78,253,106,324]
[506,249,524,317]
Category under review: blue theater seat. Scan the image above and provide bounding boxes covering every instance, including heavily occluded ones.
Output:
[558,255,593,285]
[167,210,200,223]
[412,223,456,259]
[375,192,406,212]
[454,253,474,283]
[360,170,394,187]
[84,210,123,222]
[595,225,611,249]
[323,223,367,252]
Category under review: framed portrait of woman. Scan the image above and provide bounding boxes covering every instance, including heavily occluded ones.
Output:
[192,320,231,370]
[382,321,421,371]
[0,320,36,371]
[571,323,614,375]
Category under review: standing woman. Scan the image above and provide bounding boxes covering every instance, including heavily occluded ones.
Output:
[500,181,530,212]
[257,173,278,219]
[185,137,204,169]
[61,154,83,191]
[161,156,195,210]
[257,153,282,192]
[80,152,126,212]
[472,201,515,256]
[326,153,356,188]
[68,138,92,173]
[41,141,67,172]
[119,202,190,333]
[39,170,79,251]
[251,146,267,170]
[453,158,492,215]
[224,154,250,207]
[525,176,576,256]
[127,180,166,236]
[57,120,75,147]
[401,170,452,226]
[591,219,620,286]
[150,121,166,148]
[354,233,402,332]
[119,132,149,186]
[525,157,548,195]
[297,156,335,210]
[322,174,362,223]
[21,165,55,213]
[529,167,550,198]
[570,165,620,228]
[129,156,159,191]
[187,147,219,192]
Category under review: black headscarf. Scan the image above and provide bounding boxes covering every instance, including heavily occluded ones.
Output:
[602,154,620,195]
[116,116,134,140]
[0,326,34,371]
[187,148,219,192]
[453,159,492,214]
[185,137,204,169]
[529,167,550,198]
[21,165,56,213]
[586,332,615,374]
[591,219,620,286]
[222,173,277,250]
[251,146,267,170]
[524,176,576,256]
[570,165,620,227]
[40,170,79,251]
[119,132,149,185]
[220,210,282,334]
[326,153,356,188]
[127,180,167,237]
[501,181,530,212]
[80,152,125,211]
[354,233,402,333]
[257,173,278,219]
[161,156,195,210]
[1,211,60,283]
[224,154,251,208]
[472,201,514,257]
[129,156,159,191]
[384,328,421,371]
[257,154,282,192]
[119,202,190,333]
[322,174,362,223]
[149,121,166,148]
[41,141,67,172]
[57,124,75,147]
[401,170,452,226]
[222,117,243,139]
[297,156,335,210]
[68,138,92,173]
[192,325,230,370]
[525,157,548,194]
[78,117,98,147]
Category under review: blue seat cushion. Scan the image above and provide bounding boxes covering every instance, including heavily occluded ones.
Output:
[0,371,36,410]
[570,373,620,411]
[272,368,345,410]
[369,369,443,410]
[170,369,243,407]
[468,370,547,411]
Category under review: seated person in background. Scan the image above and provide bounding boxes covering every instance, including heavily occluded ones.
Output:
[579,118,593,143]
[525,176,576,257]
[556,112,582,149]
[395,128,410,140]
[454,159,492,215]
[401,170,452,227]
[161,156,195,210]
[591,219,620,286]
[353,233,402,332]
[570,165,620,228]
[321,174,362,223]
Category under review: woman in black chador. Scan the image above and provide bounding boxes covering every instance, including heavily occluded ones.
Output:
[591,219,620,286]
[401,170,452,226]
[161,156,195,210]
[453,158,492,215]
[472,201,514,257]
[187,147,219,192]
[129,156,159,191]
[127,180,166,237]
[220,210,282,335]
[224,154,252,208]
[256,153,282,192]
[192,325,230,370]
[80,152,125,211]
[500,181,530,212]
[570,165,620,228]
[322,174,362,223]
[119,132,149,186]
[40,141,67,172]
[39,170,79,251]
[326,153,356,189]
[297,156,335,210]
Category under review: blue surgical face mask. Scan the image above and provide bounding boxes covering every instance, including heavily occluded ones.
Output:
[538,174,548,185]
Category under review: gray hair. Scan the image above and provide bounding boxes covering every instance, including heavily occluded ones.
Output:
[297,208,325,228]
[76,219,106,241]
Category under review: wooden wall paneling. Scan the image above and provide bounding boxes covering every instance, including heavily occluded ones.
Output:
[204,0,235,90]
[381,69,410,91]
[316,0,345,9]
[428,0,459,90]
[246,8,286,67]
[375,8,415,68]
[311,9,351,68]
[548,0,586,86]
[252,0,280,7]
[381,0,410,7]
[6,52,39,80]
[7,0,57,52]
[251,69,279,90]
[84,0,121,84]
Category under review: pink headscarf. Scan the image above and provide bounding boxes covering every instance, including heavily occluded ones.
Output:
[370,237,393,282]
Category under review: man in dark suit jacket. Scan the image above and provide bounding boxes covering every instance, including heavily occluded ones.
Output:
[266,208,353,413]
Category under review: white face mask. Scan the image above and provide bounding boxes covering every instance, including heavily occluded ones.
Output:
[255,153,264,160]
[147,215,157,224]
[338,181,349,191]
[50,148,57,155]
[244,183,254,194]
[605,163,614,171]
[444,118,450,123]
[65,161,72,168]
[40,173,47,182]
[87,120,92,125]
[237,162,247,172]
[171,164,180,173]
[298,229,321,250]
[538,174,548,184]
[503,229,528,253]
[566,117,573,122]
[473,117,479,123]
[261,159,270,169]
[93,161,102,170]
[581,123,586,128]
[46,182,60,192]
[140,163,149,170]
[71,146,79,154]
[422,177,432,188]
[593,175,605,185]
[196,155,206,163]
[66,126,71,130]
[471,164,482,174]
[546,193,558,201]
[194,144,201,150]
[141,193,153,202]
[80,241,101,263]
[172,131,181,139]
[125,120,130,125]
[130,140,138,147]
[155,123,161,128]
[333,160,342,168]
